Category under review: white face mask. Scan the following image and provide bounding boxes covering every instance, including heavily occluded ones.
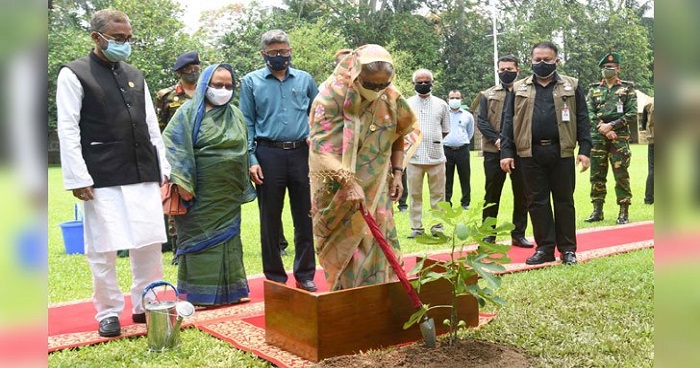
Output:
[358,84,384,101]
[205,87,233,106]
[448,98,462,110]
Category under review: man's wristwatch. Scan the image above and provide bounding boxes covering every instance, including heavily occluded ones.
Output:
[392,166,403,174]
[608,119,620,128]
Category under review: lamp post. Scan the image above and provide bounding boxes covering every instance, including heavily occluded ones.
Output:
[491,0,499,86]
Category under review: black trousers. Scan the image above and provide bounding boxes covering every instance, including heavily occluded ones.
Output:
[644,144,654,203]
[519,145,577,254]
[444,145,471,207]
[255,144,316,283]
[482,152,528,237]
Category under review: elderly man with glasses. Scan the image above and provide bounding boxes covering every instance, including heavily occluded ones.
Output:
[405,68,451,239]
[56,9,169,338]
[239,29,319,292]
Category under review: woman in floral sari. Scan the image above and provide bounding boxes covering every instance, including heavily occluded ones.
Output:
[309,44,420,291]
[162,63,256,305]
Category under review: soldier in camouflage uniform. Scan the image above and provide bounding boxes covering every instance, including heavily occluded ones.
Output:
[155,51,200,131]
[584,50,637,224]
[154,51,200,261]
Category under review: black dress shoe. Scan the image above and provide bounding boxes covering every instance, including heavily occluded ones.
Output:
[525,251,556,265]
[98,316,121,337]
[561,251,577,265]
[132,313,146,324]
[511,236,534,248]
[295,280,317,292]
[482,236,496,244]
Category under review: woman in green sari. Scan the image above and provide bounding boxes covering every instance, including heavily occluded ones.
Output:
[309,45,420,291]
[162,63,256,305]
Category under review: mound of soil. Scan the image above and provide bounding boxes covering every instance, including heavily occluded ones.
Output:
[314,338,533,368]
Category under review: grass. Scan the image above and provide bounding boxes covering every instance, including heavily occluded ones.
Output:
[48,144,653,367]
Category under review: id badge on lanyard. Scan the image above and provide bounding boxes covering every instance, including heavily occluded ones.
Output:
[562,103,571,122]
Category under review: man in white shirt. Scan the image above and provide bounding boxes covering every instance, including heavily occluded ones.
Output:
[56,9,169,338]
[443,90,474,210]
[406,69,450,238]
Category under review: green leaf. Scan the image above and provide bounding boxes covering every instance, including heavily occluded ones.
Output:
[454,222,469,240]
[415,233,448,245]
[403,308,428,329]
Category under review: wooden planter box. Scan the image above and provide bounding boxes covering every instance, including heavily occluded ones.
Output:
[264,261,478,362]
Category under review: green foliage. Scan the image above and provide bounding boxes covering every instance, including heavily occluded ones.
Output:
[287,22,347,83]
[47,0,654,129]
[403,201,514,346]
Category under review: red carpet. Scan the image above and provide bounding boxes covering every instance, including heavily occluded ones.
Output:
[49,221,653,363]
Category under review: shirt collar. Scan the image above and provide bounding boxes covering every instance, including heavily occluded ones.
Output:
[263,66,297,79]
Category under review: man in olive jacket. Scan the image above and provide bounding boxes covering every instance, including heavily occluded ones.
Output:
[500,42,592,266]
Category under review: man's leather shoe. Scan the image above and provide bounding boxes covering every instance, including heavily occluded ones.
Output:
[296,280,317,292]
[132,313,146,324]
[561,251,577,265]
[525,251,556,265]
[511,236,534,248]
[98,316,121,337]
[482,236,496,244]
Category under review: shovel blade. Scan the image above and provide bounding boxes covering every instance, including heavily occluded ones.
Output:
[419,317,436,348]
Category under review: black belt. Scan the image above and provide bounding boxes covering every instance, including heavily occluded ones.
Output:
[445,144,468,150]
[536,139,558,146]
[256,139,307,150]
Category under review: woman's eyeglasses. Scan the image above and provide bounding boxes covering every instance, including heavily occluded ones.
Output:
[360,80,391,92]
[209,83,234,91]
[263,49,291,57]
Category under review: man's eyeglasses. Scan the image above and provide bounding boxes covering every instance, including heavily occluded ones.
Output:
[98,32,132,45]
[264,49,291,57]
[360,79,391,92]
[414,81,432,85]
[209,82,235,91]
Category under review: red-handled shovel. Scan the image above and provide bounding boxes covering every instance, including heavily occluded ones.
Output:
[360,205,436,347]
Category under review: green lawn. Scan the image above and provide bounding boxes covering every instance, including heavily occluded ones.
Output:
[48,144,654,367]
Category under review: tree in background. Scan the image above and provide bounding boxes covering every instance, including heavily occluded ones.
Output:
[48,0,654,129]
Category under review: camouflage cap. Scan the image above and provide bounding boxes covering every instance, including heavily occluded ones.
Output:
[598,50,621,67]
[173,51,200,71]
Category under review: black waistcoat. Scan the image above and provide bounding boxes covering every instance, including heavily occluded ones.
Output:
[63,52,160,188]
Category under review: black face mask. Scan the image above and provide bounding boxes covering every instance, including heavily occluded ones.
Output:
[532,61,556,78]
[180,71,200,84]
[265,55,291,71]
[498,71,518,85]
[414,83,432,95]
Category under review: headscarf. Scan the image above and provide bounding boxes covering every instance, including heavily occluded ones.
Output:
[309,44,420,184]
[163,63,238,195]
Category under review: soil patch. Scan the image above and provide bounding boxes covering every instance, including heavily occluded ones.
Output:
[313,338,533,368]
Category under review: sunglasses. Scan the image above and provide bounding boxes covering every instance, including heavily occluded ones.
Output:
[360,80,391,92]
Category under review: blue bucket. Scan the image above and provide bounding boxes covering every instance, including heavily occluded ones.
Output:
[59,204,84,255]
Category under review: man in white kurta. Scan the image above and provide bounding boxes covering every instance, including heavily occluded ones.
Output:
[56,9,169,338]
[405,69,450,239]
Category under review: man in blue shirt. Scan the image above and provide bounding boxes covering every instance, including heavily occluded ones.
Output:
[239,29,319,292]
[443,90,474,210]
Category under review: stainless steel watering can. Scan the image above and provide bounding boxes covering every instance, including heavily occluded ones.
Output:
[142,281,195,352]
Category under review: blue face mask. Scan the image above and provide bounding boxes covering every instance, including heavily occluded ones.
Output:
[100,37,132,62]
[264,55,290,71]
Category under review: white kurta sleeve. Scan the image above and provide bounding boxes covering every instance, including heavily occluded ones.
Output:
[56,68,94,190]
[144,81,171,181]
